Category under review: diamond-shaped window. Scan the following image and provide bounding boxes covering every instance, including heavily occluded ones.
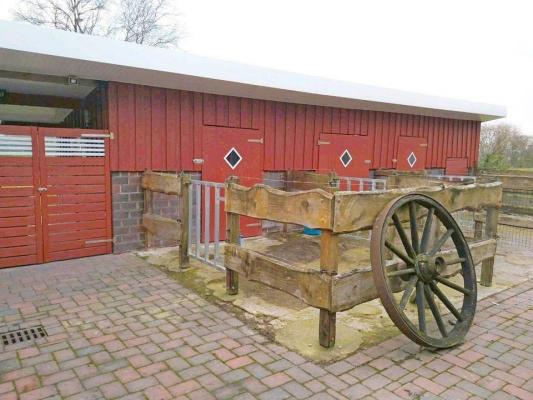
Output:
[340,149,352,168]
[407,151,417,168]
[224,147,242,170]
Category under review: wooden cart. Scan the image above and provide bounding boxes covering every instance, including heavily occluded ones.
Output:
[223,175,502,349]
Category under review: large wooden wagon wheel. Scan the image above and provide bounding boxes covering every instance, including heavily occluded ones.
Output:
[370,194,477,348]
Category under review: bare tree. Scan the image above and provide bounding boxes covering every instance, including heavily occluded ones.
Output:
[14,0,108,34]
[479,123,533,170]
[13,0,182,47]
[115,0,181,47]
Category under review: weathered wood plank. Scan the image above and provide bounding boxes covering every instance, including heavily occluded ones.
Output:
[333,182,503,233]
[179,175,190,267]
[224,244,331,309]
[142,213,181,241]
[482,174,533,191]
[480,208,498,287]
[226,176,240,295]
[474,212,533,229]
[225,183,334,229]
[141,171,182,195]
[319,230,338,348]
[286,170,338,192]
[331,239,497,312]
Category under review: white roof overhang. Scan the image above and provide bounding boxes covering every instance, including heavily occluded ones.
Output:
[0,20,506,122]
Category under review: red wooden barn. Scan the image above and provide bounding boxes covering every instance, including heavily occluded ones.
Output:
[0,21,505,267]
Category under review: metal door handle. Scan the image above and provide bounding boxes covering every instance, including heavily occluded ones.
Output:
[37,187,48,192]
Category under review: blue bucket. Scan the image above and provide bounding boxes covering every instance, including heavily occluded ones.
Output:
[303,226,321,236]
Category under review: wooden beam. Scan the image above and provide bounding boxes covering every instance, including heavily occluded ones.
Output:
[286,170,338,192]
[141,171,182,195]
[333,182,503,233]
[179,174,191,266]
[144,190,154,248]
[331,239,497,312]
[142,213,181,241]
[482,174,533,191]
[3,92,81,109]
[480,208,499,287]
[225,183,334,229]
[319,230,339,348]
[224,244,331,309]
[474,211,533,229]
[226,176,240,295]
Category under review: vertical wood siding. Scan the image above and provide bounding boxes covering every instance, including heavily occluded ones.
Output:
[108,82,481,173]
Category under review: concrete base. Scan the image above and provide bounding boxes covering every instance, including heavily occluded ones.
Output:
[138,246,533,362]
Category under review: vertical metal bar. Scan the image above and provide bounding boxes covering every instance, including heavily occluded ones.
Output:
[346,179,351,191]
[188,181,193,256]
[204,185,210,261]
[371,180,376,191]
[195,183,201,258]
[214,186,220,266]
[359,179,364,192]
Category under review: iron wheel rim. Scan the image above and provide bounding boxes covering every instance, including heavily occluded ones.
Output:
[370,193,477,349]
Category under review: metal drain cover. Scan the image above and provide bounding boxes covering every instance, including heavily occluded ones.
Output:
[1,325,47,346]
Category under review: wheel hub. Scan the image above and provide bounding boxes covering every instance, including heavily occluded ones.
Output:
[414,254,439,282]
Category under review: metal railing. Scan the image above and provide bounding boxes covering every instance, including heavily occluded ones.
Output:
[337,177,387,192]
[188,180,226,270]
[426,174,477,183]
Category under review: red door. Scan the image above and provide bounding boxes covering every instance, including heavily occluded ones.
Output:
[38,128,113,262]
[0,126,43,268]
[445,158,468,175]
[397,137,427,171]
[318,134,372,189]
[202,126,263,238]
[0,125,112,268]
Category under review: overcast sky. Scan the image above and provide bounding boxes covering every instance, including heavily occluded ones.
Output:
[1,0,532,134]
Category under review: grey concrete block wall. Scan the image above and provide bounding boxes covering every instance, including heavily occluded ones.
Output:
[111,172,199,253]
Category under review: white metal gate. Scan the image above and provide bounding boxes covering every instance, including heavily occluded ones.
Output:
[188,180,226,270]
[337,176,387,191]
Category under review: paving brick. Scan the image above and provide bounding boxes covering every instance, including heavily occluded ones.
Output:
[100,381,128,399]
[0,254,531,400]
[262,372,292,388]
[169,379,201,396]
[144,384,173,400]
[155,370,180,387]
[19,386,57,400]
[227,355,254,369]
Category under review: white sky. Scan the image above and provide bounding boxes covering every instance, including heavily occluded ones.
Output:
[1,0,532,134]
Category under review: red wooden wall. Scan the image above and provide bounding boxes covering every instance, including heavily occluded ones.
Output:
[107,82,481,173]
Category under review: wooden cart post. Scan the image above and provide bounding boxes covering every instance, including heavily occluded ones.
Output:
[226,176,240,295]
[179,173,191,266]
[144,171,154,248]
[480,206,499,287]
[319,229,339,348]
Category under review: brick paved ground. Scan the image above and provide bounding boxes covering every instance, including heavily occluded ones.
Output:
[0,254,531,400]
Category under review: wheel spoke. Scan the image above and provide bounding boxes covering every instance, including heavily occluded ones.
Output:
[400,275,418,310]
[420,207,435,253]
[387,268,416,278]
[416,281,426,334]
[429,281,463,321]
[435,276,472,295]
[445,258,466,265]
[385,240,414,265]
[424,284,448,337]
[392,213,416,258]
[429,228,454,256]
[409,202,419,254]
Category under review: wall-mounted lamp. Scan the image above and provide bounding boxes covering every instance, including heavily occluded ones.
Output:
[66,76,80,85]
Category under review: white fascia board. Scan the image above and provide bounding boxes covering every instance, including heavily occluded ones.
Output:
[0,20,506,121]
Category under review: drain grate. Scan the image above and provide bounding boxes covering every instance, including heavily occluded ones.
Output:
[1,325,47,346]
